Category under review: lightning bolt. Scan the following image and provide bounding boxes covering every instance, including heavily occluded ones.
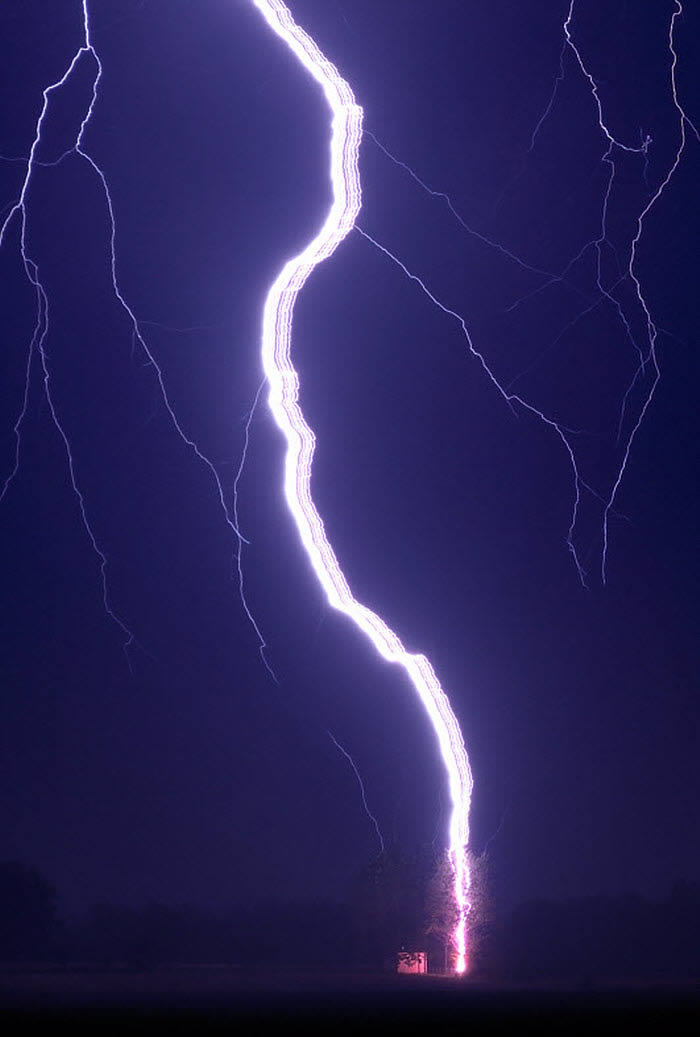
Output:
[354,224,591,587]
[527,0,697,584]
[0,7,139,658]
[252,0,473,972]
[1,1,254,661]
[355,0,695,587]
[6,0,692,979]
[327,730,385,855]
[584,0,697,582]
[232,377,279,684]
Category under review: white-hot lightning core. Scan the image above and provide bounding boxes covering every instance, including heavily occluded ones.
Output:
[252,0,473,972]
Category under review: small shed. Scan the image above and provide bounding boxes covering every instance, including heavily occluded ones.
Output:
[397,950,428,974]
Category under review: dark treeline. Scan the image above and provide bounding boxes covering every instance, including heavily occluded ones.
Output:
[489,880,700,983]
[2,859,700,982]
[66,899,359,969]
[0,861,358,967]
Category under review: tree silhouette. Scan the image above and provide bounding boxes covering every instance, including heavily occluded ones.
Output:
[424,850,460,971]
[0,860,58,960]
[424,848,491,973]
[351,844,429,966]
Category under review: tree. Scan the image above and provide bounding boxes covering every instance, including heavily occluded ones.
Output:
[424,850,461,972]
[351,844,429,967]
[424,848,491,974]
[0,860,58,960]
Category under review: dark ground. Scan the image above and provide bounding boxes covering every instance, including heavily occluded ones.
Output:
[1,967,699,1029]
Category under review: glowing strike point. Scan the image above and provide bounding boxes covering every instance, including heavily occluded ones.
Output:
[252,0,473,973]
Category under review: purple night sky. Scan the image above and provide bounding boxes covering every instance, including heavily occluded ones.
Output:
[1,0,697,924]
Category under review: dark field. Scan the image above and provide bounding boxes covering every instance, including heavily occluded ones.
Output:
[2,967,699,1029]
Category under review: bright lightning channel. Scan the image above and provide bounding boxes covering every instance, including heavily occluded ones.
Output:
[252,0,473,973]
